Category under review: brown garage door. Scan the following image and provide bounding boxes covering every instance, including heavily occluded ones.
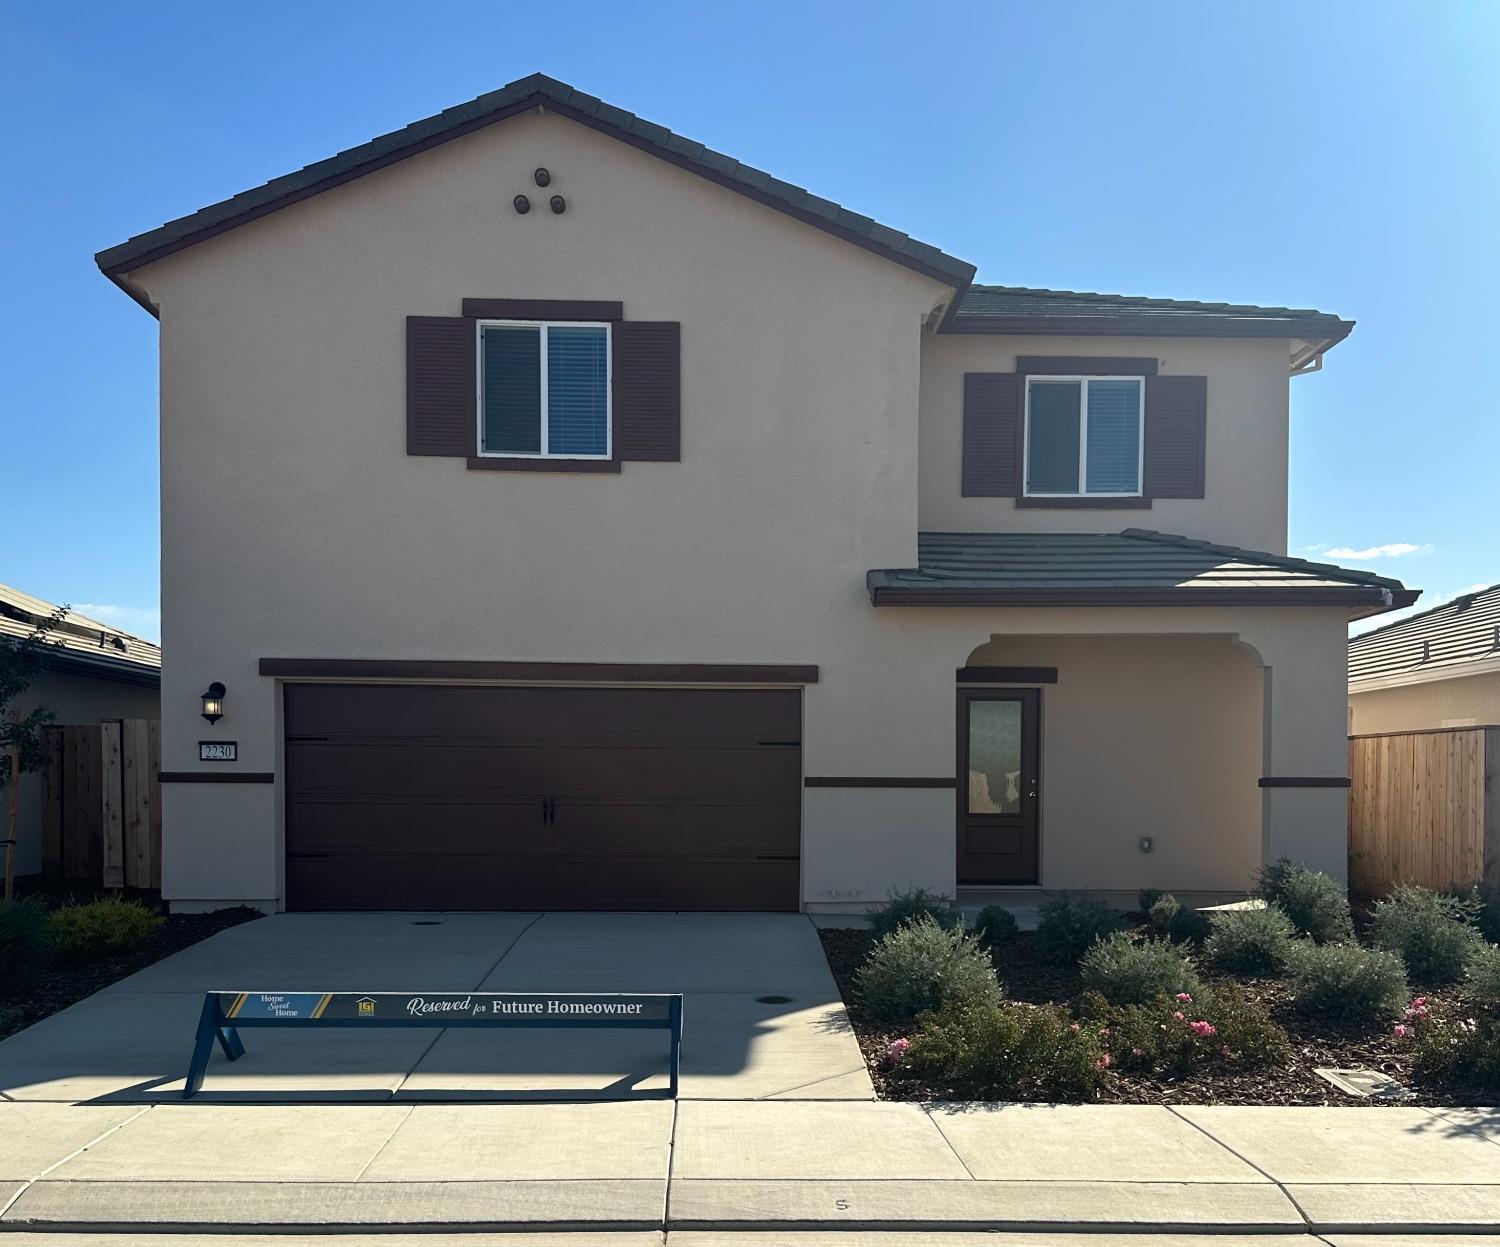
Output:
[283,684,801,911]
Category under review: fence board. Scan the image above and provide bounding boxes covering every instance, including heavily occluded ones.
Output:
[40,726,63,875]
[147,718,162,889]
[100,720,124,888]
[123,720,153,888]
[1349,728,1489,893]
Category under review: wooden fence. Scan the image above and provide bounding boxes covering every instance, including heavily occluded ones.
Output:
[39,720,162,889]
[1348,727,1499,894]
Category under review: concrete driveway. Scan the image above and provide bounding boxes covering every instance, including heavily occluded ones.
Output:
[0,912,871,1103]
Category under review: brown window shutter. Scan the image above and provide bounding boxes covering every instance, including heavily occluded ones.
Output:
[406,317,475,456]
[961,373,1021,497]
[613,321,680,461]
[1144,374,1207,498]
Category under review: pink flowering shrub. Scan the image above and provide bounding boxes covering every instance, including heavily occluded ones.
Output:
[886,1037,911,1066]
[1394,997,1500,1090]
[1078,984,1287,1075]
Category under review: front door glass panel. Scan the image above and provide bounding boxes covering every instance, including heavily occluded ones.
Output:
[967,699,1022,815]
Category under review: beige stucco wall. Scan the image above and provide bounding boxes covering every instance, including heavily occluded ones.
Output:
[918,334,1292,553]
[8,670,159,878]
[1349,670,1500,735]
[122,106,1350,911]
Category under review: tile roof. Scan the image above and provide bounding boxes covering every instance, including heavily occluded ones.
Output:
[96,73,976,298]
[0,583,160,686]
[944,285,1353,343]
[1348,582,1500,685]
[867,530,1417,617]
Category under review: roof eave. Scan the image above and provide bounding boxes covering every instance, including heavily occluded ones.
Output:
[1350,651,1500,694]
[938,314,1355,344]
[867,582,1412,612]
[96,81,975,308]
[43,652,162,688]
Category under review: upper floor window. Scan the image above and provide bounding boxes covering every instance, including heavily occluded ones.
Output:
[478,321,611,459]
[1024,375,1143,497]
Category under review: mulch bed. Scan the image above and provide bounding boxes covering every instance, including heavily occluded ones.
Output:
[820,926,1495,1107]
[1,891,262,1041]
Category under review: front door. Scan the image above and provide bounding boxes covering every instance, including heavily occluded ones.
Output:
[956,689,1040,884]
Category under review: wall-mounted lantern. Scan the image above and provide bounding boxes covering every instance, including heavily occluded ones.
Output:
[201,682,226,724]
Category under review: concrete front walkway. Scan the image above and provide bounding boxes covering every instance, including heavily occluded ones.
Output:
[0,912,870,1102]
[0,1101,1498,1236]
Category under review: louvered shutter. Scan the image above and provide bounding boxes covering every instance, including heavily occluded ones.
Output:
[406,317,475,456]
[613,321,681,461]
[1143,374,1207,498]
[961,373,1021,497]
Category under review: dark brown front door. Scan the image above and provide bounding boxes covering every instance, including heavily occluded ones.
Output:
[283,684,801,911]
[956,688,1040,884]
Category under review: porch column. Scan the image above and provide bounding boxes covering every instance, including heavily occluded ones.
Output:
[1246,617,1351,885]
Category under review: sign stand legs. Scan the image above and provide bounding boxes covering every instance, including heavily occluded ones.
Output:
[183,995,244,1098]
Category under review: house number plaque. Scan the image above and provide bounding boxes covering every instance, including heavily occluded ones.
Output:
[199,741,238,762]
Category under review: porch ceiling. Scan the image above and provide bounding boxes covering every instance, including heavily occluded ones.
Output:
[866,529,1418,618]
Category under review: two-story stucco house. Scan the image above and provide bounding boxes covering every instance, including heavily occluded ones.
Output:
[96,74,1416,916]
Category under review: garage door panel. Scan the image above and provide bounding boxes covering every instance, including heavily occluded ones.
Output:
[283,683,802,911]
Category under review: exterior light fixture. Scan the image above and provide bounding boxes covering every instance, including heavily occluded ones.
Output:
[533,167,551,187]
[201,682,226,724]
[549,195,566,215]
[513,194,531,214]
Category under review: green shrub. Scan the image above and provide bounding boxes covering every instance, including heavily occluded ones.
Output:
[1473,886,1500,944]
[1137,887,1166,915]
[1256,859,1353,943]
[1204,904,1297,977]
[49,897,163,963]
[1369,885,1484,986]
[1285,939,1408,1029]
[1079,932,1200,1006]
[1147,893,1180,935]
[1462,942,1500,1003]
[1035,893,1122,965]
[865,887,960,941]
[975,905,1018,946]
[0,897,52,983]
[1081,982,1288,1075]
[902,997,1105,1099]
[1166,903,1212,946]
[1408,1010,1500,1090]
[854,917,1002,1021]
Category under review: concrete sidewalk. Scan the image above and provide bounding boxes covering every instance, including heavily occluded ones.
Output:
[2,1100,1498,1236]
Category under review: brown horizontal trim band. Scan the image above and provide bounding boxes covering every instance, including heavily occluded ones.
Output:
[1016,496,1152,510]
[1349,725,1500,740]
[943,315,1354,342]
[260,658,820,684]
[160,772,275,784]
[1017,356,1159,376]
[467,456,622,474]
[1258,776,1351,788]
[462,299,623,321]
[958,666,1058,684]
[871,586,1400,608]
[805,776,957,788]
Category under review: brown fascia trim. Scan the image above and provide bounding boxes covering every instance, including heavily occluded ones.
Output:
[160,772,275,784]
[99,94,972,315]
[869,586,1404,608]
[462,299,623,321]
[958,666,1058,684]
[467,456,622,474]
[941,314,1355,343]
[1017,356,1159,375]
[1016,496,1152,510]
[1259,776,1351,788]
[259,658,820,683]
[42,654,161,689]
[805,776,957,788]
[1349,724,1500,740]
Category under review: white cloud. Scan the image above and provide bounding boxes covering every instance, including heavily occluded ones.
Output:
[1324,542,1429,560]
[74,603,161,642]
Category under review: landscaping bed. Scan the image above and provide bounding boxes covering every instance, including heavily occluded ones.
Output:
[0,888,261,1041]
[821,878,1500,1107]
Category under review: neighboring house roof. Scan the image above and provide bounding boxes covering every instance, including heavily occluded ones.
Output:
[867,530,1417,617]
[0,583,160,687]
[1348,582,1500,689]
[943,285,1353,357]
[95,72,977,310]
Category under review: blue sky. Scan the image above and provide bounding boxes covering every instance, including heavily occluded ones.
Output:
[4,2,1496,643]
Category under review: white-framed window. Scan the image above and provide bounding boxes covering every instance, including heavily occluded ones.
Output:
[476,320,612,459]
[1023,375,1144,497]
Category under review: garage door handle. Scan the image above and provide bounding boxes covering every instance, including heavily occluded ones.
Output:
[756,854,800,861]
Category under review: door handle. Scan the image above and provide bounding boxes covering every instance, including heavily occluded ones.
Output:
[541,797,554,825]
